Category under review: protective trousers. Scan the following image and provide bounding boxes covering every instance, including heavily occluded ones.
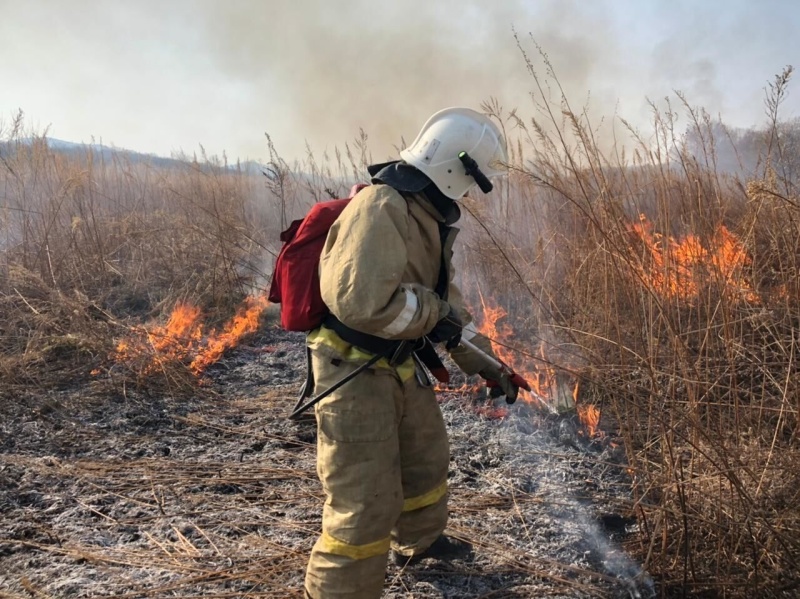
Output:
[304,350,450,599]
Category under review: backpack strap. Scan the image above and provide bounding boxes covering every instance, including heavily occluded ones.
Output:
[434,221,450,301]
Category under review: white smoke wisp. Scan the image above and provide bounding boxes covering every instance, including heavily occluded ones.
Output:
[478,414,657,598]
[572,509,656,599]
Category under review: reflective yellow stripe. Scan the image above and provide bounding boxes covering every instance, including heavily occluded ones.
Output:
[307,327,416,382]
[320,531,391,560]
[379,287,418,336]
[402,480,448,512]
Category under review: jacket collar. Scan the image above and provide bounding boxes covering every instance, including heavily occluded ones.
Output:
[368,161,460,225]
[419,185,461,225]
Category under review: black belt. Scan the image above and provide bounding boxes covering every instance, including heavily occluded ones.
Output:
[290,316,451,420]
[322,315,418,365]
[321,315,450,382]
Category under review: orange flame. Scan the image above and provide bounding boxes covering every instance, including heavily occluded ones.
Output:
[114,296,269,377]
[577,403,600,437]
[629,216,758,303]
[189,295,269,374]
[114,302,204,375]
[434,380,480,394]
[473,295,577,415]
[468,296,605,434]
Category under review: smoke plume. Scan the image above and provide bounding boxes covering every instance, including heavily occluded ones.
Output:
[1,0,797,161]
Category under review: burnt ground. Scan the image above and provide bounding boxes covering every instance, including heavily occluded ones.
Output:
[0,323,655,599]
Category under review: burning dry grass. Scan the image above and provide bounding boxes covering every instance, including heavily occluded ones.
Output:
[572,172,800,594]
[3,59,800,595]
[0,112,370,393]
[626,216,760,303]
[112,295,270,386]
[457,58,800,595]
[0,119,281,393]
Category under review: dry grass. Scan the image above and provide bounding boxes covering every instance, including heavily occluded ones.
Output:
[0,382,637,598]
[2,50,799,595]
[459,47,799,596]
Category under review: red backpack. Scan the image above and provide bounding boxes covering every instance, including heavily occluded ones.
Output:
[268,184,368,331]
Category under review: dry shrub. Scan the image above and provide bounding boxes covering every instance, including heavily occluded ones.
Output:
[1,145,262,312]
[0,114,373,393]
[0,120,271,392]
[479,46,800,596]
[0,265,115,388]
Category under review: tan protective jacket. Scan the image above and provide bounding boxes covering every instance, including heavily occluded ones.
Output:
[313,183,495,376]
[319,184,465,338]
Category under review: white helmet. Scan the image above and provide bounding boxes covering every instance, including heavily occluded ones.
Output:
[400,107,508,200]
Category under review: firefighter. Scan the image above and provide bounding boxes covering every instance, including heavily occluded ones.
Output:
[304,107,520,599]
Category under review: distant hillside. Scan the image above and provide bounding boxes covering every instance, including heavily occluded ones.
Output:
[0,136,269,174]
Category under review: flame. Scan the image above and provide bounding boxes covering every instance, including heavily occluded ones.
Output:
[577,403,600,437]
[114,302,204,375]
[434,380,480,394]
[467,296,606,435]
[189,295,269,374]
[473,295,576,414]
[114,295,268,377]
[629,216,758,302]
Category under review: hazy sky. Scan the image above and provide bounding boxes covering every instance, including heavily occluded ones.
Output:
[1,0,798,163]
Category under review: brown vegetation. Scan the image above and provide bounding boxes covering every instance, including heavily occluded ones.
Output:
[463,55,799,596]
[2,55,799,596]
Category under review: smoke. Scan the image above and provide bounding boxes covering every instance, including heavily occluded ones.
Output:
[572,510,656,599]
[193,0,623,161]
[1,0,797,162]
[487,415,657,598]
[191,0,799,162]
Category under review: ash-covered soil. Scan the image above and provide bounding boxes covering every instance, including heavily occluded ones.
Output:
[0,324,654,598]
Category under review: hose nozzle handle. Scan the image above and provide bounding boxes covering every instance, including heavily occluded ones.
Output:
[458,151,493,193]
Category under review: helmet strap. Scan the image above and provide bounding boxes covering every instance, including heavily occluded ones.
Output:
[423,183,461,225]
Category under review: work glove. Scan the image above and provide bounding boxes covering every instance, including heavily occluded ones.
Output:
[428,307,463,350]
[479,364,520,404]
[448,329,492,375]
